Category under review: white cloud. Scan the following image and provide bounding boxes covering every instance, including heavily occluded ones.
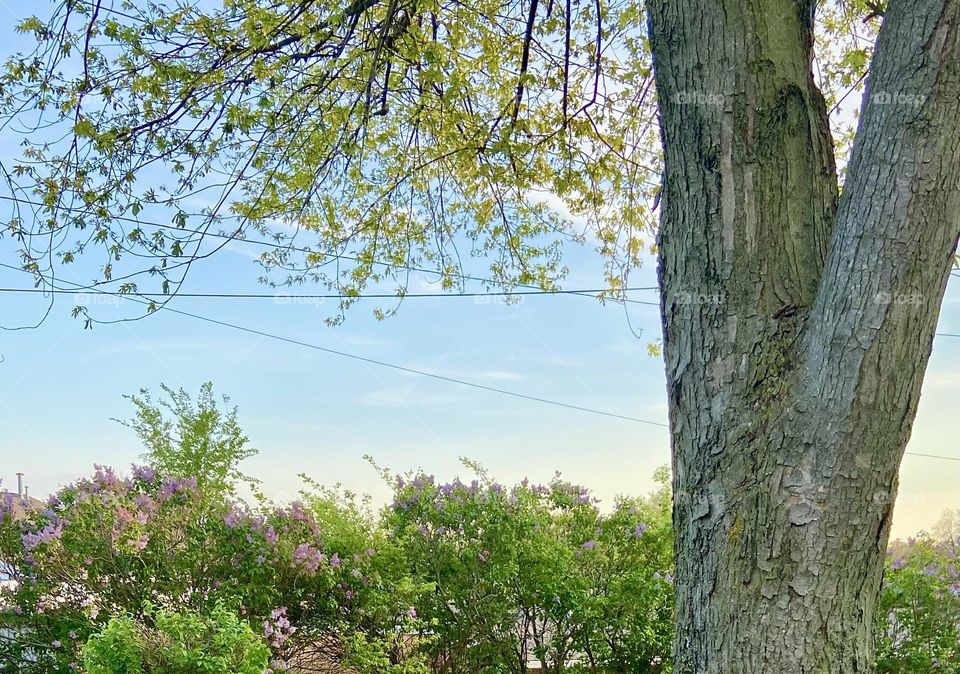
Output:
[476,370,526,382]
[922,371,960,389]
[360,390,459,408]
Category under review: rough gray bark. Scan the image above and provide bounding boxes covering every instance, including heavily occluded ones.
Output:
[647,0,960,671]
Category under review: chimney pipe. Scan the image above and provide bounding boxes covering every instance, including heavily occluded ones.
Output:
[24,486,29,502]
[16,473,23,498]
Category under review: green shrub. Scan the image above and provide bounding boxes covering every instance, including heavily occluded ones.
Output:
[83,605,270,674]
[876,534,960,673]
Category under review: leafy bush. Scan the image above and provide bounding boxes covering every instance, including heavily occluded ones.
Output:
[8,382,960,674]
[876,534,960,673]
[84,605,270,674]
[82,616,143,674]
[0,384,426,674]
[385,462,674,673]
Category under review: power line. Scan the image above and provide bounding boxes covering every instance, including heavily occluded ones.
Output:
[902,452,960,462]
[55,292,960,460]
[3,266,959,462]
[158,306,672,426]
[0,286,659,302]
[0,194,659,306]
[0,263,668,426]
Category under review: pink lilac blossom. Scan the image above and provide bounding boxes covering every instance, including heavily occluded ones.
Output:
[263,607,296,650]
[127,535,149,552]
[293,544,324,573]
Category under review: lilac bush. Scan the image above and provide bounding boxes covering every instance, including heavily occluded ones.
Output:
[0,463,425,673]
[877,533,960,672]
[385,463,674,673]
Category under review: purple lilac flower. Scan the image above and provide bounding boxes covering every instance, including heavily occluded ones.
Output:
[22,521,64,550]
[0,492,13,518]
[289,501,309,522]
[581,540,597,551]
[134,494,157,515]
[263,608,296,649]
[131,465,157,484]
[159,476,197,499]
[573,491,591,505]
[92,465,122,490]
[293,544,323,573]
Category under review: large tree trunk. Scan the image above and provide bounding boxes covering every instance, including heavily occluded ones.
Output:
[647,0,960,671]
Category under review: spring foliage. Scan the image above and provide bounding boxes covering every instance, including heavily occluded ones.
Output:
[0,0,881,323]
[2,383,957,672]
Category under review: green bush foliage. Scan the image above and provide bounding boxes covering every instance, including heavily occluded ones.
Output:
[3,383,959,673]
[84,605,270,674]
[876,534,960,673]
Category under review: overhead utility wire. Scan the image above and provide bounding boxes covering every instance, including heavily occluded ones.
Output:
[0,286,659,302]
[2,267,959,461]
[0,195,659,306]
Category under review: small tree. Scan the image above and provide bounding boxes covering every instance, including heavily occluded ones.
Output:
[117,382,256,497]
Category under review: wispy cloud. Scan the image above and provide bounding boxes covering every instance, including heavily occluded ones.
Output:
[360,390,460,408]
[922,371,960,389]
[476,370,526,381]
[79,337,239,363]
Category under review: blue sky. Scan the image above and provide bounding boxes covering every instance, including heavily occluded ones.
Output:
[0,1,958,538]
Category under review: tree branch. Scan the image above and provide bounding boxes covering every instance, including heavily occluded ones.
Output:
[801,0,960,433]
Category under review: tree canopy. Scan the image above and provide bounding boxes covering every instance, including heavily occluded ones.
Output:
[0,0,878,323]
